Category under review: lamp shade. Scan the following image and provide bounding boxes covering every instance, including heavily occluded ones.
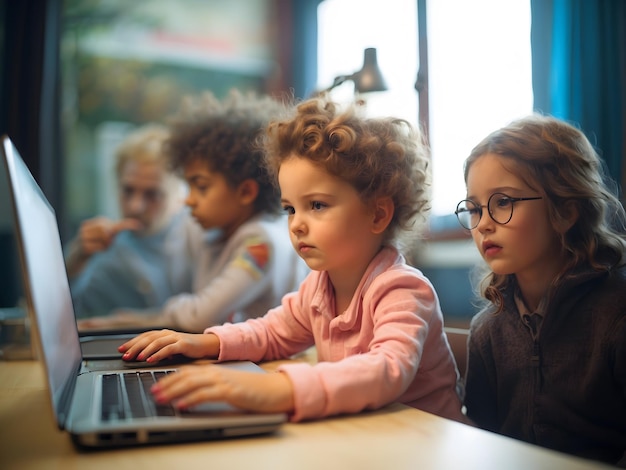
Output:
[351,48,388,93]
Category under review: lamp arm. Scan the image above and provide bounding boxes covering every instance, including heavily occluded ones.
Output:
[324,74,352,92]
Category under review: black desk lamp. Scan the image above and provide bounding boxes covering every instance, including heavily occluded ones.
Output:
[323,48,388,94]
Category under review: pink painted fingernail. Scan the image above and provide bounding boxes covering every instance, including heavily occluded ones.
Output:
[153,392,167,403]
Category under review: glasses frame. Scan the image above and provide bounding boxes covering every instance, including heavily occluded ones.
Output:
[455,192,543,230]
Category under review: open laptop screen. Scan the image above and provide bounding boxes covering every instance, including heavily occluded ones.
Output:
[1,136,83,425]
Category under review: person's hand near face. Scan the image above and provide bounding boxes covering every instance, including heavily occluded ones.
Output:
[65,159,178,278]
[65,216,142,278]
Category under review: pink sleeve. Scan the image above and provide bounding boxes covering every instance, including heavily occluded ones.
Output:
[204,274,318,362]
[208,267,457,423]
[278,271,436,422]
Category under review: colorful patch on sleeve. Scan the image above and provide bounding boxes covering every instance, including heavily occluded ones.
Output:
[233,238,271,280]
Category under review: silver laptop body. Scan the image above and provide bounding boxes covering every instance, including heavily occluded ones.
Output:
[1,135,286,448]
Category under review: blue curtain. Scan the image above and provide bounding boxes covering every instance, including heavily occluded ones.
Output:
[289,0,324,99]
[531,0,626,198]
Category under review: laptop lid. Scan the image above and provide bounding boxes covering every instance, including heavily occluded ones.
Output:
[1,136,83,426]
[1,135,286,447]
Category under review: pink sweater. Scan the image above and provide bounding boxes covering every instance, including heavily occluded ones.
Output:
[205,247,465,422]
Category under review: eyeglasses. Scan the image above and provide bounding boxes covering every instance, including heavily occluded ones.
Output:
[455,192,543,230]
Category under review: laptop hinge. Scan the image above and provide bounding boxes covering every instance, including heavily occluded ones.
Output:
[57,360,81,429]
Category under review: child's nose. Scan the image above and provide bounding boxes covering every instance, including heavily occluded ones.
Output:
[289,213,306,234]
[475,210,494,233]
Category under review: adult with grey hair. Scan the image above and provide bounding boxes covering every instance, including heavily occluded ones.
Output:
[67,123,199,320]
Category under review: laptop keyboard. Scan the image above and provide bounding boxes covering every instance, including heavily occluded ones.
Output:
[101,371,177,421]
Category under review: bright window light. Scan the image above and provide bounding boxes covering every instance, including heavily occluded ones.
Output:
[318,0,532,217]
[427,0,533,215]
[317,0,419,125]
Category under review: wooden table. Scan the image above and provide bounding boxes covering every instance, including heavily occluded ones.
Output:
[0,356,613,470]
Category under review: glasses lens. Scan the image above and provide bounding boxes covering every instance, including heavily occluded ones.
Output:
[488,193,514,224]
[456,200,479,229]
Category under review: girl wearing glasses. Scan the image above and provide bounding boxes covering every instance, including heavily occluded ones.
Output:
[459,114,626,467]
[118,96,466,423]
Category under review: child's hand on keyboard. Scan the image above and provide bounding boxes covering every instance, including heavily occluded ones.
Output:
[151,364,295,414]
[119,330,220,363]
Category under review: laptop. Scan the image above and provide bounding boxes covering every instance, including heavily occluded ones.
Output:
[79,329,160,360]
[1,135,286,447]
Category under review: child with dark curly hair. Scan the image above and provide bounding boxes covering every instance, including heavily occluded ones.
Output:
[119,96,465,423]
[79,90,306,333]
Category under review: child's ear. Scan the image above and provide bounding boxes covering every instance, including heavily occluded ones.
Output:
[237,179,259,206]
[371,197,394,234]
[557,200,579,233]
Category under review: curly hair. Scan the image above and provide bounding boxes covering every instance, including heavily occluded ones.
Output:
[464,114,626,312]
[260,96,431,246]
[164,89,288,215]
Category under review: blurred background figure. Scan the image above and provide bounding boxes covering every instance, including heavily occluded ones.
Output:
[66,123,200,319]
[77,90,307,333]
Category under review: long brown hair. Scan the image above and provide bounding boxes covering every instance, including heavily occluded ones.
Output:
[465,114,626,312]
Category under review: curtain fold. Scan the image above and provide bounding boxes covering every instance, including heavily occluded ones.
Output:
[531,0,626,197]
[286,0,324,99]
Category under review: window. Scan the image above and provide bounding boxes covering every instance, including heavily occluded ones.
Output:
[427,0,533,215]
[317,0,419,126]
[318,0,532,217]
[60,0,276,238]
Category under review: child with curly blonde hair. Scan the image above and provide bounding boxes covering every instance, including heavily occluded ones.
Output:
[119,96,465,423]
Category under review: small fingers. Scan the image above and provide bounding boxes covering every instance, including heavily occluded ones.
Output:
[119,330,177,361]
[152,366,225,408]
[119,329,170,351]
